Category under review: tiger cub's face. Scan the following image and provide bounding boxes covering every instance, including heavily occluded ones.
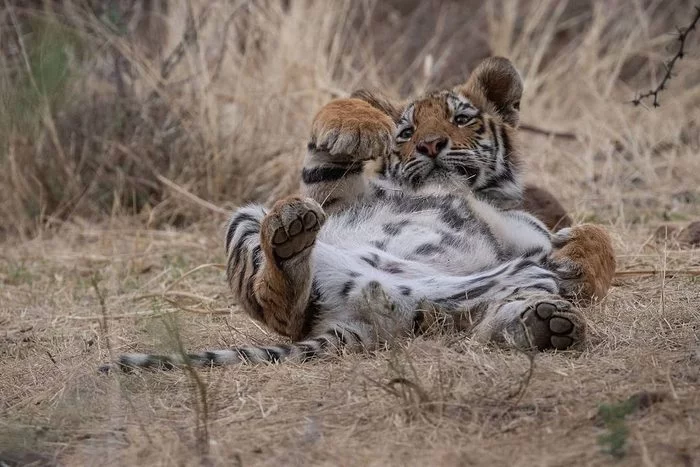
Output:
[364,57,525,208]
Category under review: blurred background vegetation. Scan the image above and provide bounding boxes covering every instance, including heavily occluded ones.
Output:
[1,0,698,238]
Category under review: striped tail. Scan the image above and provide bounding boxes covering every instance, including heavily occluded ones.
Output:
[99,326,362,373]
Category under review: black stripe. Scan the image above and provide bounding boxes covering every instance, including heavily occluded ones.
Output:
[478,168,514,191]
[315,336,334,350]
[520,247,547,261]
[203,351,221,366]
[371,239,387,250]
[341,280,355,297]
[523,216,550,237]
[373,184,387,199]
[361,253,380,268]
[346,329,363,345]
[528,283,558,294]
[529,272,556,281]
[262,347,283,363]
[435,291,466,303]
[488,119,500,160]
[436,280,497,303]
[226,213,257,252]
[236,348,255,364]
[500,125,511,157]
[128,355,175,371]
[382,220,410,236]
[237,253,249,296]
[251,245,262,272]
[466,281,498,300]
[415,243,444,255]
[322,197,341,209]
[296,343,319,362]
[511,259,536,275]
[301,282,323,337]
[230,227,259,282]
[439,207,469,229]
[466,263,510,284]
[335,330,348,346]
[245,273,264,321]
[382,262,404,274]
[412,309,425,334]
[302,164,363,184]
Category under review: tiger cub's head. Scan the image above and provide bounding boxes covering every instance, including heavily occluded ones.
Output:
[357,57,524,209]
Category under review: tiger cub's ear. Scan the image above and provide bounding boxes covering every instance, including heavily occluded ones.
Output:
[456,57,523,127]
[350,88,403,123]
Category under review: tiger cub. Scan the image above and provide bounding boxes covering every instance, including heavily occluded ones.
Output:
[108,57,614,371]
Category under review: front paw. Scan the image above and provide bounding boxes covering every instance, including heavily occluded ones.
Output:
[310,98,394,161]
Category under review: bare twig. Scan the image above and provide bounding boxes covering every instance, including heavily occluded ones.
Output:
[45,350,57,365]
[632,6,700,107]
[615,269,700,277]
[505,317,538,404]
[156,174,230,215]
[507,347,536,404]
[520,123,578,141]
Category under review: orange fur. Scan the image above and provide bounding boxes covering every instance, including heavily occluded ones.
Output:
[254,195,317,340]
[311,98,395,148]
[553,224,616,303]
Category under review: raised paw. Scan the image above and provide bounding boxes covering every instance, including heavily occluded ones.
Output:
[516,297,584,351]
[261,196,326,262]
[310,98,395,162]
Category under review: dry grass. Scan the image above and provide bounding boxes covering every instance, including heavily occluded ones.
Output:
[2,0,700,466]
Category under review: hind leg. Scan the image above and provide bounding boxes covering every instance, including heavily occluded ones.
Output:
[550,224,616,304]
[226,196,326,340]
[472,293,584,350]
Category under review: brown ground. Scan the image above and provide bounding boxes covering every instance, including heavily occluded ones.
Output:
[1,1,700,466]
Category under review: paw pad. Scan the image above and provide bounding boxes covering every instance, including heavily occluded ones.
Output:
[264,197,326,261]
[520,298,583,351]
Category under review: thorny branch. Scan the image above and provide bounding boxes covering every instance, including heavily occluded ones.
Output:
[632,5,700,107]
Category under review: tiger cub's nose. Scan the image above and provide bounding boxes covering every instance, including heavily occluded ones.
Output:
[416,136,448,158]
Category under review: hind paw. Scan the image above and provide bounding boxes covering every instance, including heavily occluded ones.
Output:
[262,196,326,262]
[517,297,584,350]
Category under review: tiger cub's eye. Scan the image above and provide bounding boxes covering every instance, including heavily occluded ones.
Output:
[454,115,471,126]
[398,128,414,139]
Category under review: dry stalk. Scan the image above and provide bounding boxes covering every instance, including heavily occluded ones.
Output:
[90,274,112,361]
[505,317,538,404]
[161,313,211,458]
